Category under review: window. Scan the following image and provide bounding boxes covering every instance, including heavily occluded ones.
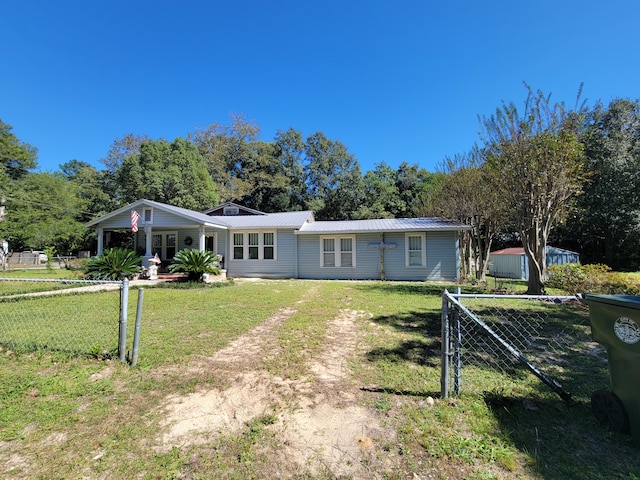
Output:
[151,231,178,261]
[142,207,153,224]
[405,233,426,267]
[233,233,244,260]
[321,236,355,268]
[224,206,239,216]
[263,232,274,260]
[232,231,276,260]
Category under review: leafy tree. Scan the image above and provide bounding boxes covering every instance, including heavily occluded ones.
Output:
[0,172,86,254]
[168,249,220,282]
[235,141,294,212]
[85,247,141,280]
[0,120,38,180]
[431,151,505,281]
[190,114,260,202]
[60,160,116,221]
[570,98,640,269]
[305,132,365,220]
[357,162,403,219]
[480,85,586,294]
[115,137,218,209]
[273,128,308,211]
[101,133,149,172]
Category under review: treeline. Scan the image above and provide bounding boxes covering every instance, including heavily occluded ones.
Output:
[1,91,639,280]
[0,114,441,255]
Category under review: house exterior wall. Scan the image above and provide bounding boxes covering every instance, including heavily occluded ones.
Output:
[297,233,381,280]
[386,231,460,281]
[297,231,460,281]
[224,229,297,279]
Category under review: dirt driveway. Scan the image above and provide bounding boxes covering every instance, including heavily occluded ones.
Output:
[155,300,405,478]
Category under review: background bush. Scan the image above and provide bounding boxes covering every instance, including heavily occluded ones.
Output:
[546,263,640,294]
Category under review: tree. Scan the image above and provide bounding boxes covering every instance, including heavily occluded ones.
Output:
[305,132,365,220]
[358,162,403,219]
[190,114,260,202]
[115,137,218,209]
[101,133,149,172]
[570,98,640,269]
[0,120,38,181]
[480,85,586,294]
[273,128,308,211]
[235,141,294,212]
[60,160,116,222]
[430,151,505,281]
[0,172,86,253]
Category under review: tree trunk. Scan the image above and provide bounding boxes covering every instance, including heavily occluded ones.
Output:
[522,226,547,295]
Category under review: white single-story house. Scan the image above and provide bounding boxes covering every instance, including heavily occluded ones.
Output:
[85,199,471,282]
[488,246,580,280]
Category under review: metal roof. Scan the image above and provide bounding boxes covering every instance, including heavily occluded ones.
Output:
[296,217,470,234]
[86,199,468,234]
[490,246,579,256]
[223,211,314,229]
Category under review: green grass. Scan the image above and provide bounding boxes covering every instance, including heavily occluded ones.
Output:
[0,279,639,479]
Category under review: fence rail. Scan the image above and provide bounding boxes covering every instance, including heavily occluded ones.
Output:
[441,290,595,402]
[0,278,129,358]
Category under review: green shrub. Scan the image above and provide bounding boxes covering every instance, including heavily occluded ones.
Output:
[85,248,141,280]
[547,263,640,294]
[167,249,220,282]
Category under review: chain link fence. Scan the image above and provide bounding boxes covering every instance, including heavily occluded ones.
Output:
[441,290,601,402]
[0,278,127,357]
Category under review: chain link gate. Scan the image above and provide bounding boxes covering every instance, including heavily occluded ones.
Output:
[441,289,590,402]
[0,277,130,358]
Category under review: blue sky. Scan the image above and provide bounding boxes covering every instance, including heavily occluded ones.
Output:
[2,1,639,175]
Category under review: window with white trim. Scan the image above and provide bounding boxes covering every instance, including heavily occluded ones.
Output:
[321,236,355,268]
[142,207,153,224]
[232,231,276,260]
[405,233,426,267]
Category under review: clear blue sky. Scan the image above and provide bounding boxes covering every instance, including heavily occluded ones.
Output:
[2,0,639,175]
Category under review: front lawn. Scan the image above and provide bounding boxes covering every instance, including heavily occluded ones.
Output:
[0,280,638,479]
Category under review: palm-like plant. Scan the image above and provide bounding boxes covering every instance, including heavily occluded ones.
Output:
[168,249,220,282]
[85,248,141,280]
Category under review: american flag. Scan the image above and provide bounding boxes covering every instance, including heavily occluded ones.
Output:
[131,209,141,233]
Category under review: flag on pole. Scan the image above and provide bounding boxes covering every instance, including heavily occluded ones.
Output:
[131,209,141,233]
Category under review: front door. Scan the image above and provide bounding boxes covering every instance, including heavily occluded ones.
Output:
[152,232,177,262]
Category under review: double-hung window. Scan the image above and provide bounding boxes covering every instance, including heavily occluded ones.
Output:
[405,233,426,267]
[233,231,276,260]
[321,236,355,268]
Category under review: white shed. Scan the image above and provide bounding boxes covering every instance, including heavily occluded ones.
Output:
[488,246,580,280]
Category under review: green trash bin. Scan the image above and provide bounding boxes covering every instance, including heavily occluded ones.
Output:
[583,293,640,445]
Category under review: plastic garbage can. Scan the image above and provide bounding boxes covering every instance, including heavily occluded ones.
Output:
[583,293,640,445]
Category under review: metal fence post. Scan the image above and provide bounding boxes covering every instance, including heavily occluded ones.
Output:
[453,287,462,395]
[131,288,144,367]
[441,290,450,398]
[118,278,129,362]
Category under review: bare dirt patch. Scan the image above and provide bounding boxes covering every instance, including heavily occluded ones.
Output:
[157,306,399,477]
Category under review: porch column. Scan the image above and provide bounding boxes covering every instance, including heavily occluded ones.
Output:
[198,225,206,251]
[96,227,104,256]
[145,226,152,256]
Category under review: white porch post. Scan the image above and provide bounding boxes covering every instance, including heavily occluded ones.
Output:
[96,227,104,256]
[145,226,152,256]
[198,225,206,251]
